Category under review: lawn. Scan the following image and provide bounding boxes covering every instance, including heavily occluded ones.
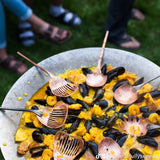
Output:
[0,0,160,159]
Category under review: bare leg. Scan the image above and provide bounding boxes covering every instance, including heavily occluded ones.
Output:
[27,14,69,40]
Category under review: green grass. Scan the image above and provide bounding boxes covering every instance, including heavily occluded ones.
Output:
[0,0,160,159]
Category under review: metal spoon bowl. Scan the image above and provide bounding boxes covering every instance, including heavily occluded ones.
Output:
[98,137,123,160]
[17,52,78,97]
[85,31,109,87]
[114,75,160,105]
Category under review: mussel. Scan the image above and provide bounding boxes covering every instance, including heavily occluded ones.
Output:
[117,133,128,147]
[87,141,101,160]
[106,113,118,128]
[39,126,57,135]
[85,120,91,133]
[77,99,90,110]
[146,129,160,137]
[129,148,144,160]
[69,118,81,133]
[45,86,54,96]
[113,80,129,92]
[106,67,125,83]
[137,136,158,147]
[32,130,44,143]
[94,100,108,109]
[101,64,107,75]
[61,97,77,105]
[93,88,105,102]
[34,99,47,105]
[30,146,47,157]
[133,77,144,86]
[92,116,107,128]
[79,82,88,97]
[82,67,92,75]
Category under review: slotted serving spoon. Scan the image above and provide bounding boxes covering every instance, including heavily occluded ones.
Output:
[98,137,123,160]
[0,102,68,129]
[114,75,160,105]
[17,52,78,97]
[54,131,84,160]
[85,31,109,87]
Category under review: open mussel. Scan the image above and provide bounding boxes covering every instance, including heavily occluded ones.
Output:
[94,100,108,109]
[129,148,144,160]
[92,116,107,128]
[117,133,128,147]
[137,136,158,147]
[106,67,125,83]
[93,88,105,102]
[101,64,107,75]
[106,113,118,128]
[30,146,47,157]
[45,86,54,96]
[113,80,129,92]
[32,130,44,143]
[79,82,88,97]
[87,141,101,160]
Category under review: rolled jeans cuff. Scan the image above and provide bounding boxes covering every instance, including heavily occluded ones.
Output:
[19,8,33,21]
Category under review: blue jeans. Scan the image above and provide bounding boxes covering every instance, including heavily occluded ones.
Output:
[0,0,33,48]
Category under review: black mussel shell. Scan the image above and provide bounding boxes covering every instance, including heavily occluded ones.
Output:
[92,116,107,128]
[25,122,36,128]
[77,99,90,110]
[129,148,144,160]
[137,136,158,147]
[133,77,144,86]
[30,146,47,157]
[32,130,44,143]
[34,99,47,105]
[113,80,129,92]
[85,120,91,133]
[69,118,81,133]
[82,68,92,75]
[94,100,108,109]
[93,88,105,102]
[146,129,160,137]
[101,64,107,75]
[140,106,149,113]
[79,82,88,97]
[46,86,54,96]
[61,97,77,105]
[39,127,57,135]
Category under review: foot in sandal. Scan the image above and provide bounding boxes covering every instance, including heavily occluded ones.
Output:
[108,33,141,51]
[0,49,27,74]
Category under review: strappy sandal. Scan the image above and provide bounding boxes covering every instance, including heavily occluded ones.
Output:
[49,10,81,26]
[108,34,141,51]
[36,25,72,45]
[0,56,27,74]
[18,22,35,47]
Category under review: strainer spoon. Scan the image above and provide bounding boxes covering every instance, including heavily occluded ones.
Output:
[54,131,84,160]
[85,31,109,87]
[0,101,68,129]
[17,52,78,97]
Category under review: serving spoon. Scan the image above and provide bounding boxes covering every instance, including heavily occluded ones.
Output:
[17,52,78,97]
[98,137,123,160]
[0,102,68,129]
[114,75,160,105]
[85,31,109,87]
[54,131,84,160]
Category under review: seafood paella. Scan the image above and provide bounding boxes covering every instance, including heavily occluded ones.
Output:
[14,64,160,160]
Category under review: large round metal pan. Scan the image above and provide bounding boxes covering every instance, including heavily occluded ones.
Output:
[0,48,160,160]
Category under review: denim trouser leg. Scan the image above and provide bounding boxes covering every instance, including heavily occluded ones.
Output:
[104,0,135,40]
[0,0,6,49]
[0,0,33,49]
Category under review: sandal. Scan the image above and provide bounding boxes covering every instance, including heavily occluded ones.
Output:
[18,21,35,47]
[36,25,72,45]
[108,34,141,51]
[49,10,81,26]
[0,56,27,74]
[131,8,145,21]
